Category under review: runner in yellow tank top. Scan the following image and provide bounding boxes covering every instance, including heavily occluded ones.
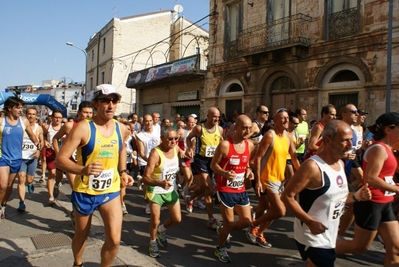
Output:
[248,108,301,248]
[73,118,122,195]
[185,107,224,229]
[56,84,133,267]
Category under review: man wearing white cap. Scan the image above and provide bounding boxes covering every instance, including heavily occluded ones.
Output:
[56,84,134,267]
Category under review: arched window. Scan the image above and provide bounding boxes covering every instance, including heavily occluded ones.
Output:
[271,76,295,91]
[330,70,359,83]
[227,83,243,92]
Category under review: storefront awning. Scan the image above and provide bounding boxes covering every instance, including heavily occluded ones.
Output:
[171,100,200,107]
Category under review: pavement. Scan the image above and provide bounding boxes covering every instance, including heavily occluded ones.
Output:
[0,174,156,267]
[0,172,387,267]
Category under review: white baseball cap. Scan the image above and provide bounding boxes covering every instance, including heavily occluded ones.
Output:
[190,114,198,118]
[92,84,121,100]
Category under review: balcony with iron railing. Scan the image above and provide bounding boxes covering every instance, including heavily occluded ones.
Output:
[226,13,312,60]
[327,7,359,41]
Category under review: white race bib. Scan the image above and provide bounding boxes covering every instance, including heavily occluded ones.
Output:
[330,198,347,220]
[22,142,36,150]
[384,176,396,196]
[226,172,245,189]
[89,169,114,191]
[205,146,216,157]
[163,170,177,181]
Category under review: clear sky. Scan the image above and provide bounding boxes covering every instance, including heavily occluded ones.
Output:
[0,0,210,90]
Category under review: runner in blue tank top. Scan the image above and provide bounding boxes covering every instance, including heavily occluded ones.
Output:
[0,96,41,219]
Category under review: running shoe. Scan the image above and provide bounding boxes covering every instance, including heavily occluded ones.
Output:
[256,234,272,248]
[185,195,193,213]
[145,204,151,215]
[156,231,168,248]
[53,185,60,198]
[149,242,161,258]
[194,200,206,209]
[214,246,231,263]
[216,225,232,249]
[1,205,6,219]
[27,183,35,194]
[207,218,222,230]
[39,176,45,183]
[17,201,26,212]
[72,262,84,267]
[70,211,76,228]
[122,204,128,215]
[246,226,259,244]
[48,197,56,206]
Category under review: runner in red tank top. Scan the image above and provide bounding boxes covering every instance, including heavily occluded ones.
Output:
[210,115,255,263]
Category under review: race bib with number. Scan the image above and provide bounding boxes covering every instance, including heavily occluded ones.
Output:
[226,172,245,189]
[89,169,114,191]
[384,176,396,196]
[205,146,216,157]
[329,198,347,220]
[22,143,36,150]
[163,170,177,181]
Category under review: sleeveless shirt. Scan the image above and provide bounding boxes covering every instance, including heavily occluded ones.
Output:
[260,131,290,183]
[216,138,250,193]
[145,147,179,200]
[294,155,348,249]
[196,123,222,157]
[22,123,40,160]
[74,119,123,195]
[0,117,25,160]
[363,141,397,203]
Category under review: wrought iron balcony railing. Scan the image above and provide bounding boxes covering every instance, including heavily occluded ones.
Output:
[227,13,311,59]
[327,7,359,40]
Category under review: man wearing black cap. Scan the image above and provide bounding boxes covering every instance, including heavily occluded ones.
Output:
[56,84,134,267]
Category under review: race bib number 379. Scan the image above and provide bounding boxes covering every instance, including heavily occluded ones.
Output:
[89,169,114,191]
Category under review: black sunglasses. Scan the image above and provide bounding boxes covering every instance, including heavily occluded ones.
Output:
[99,98,119,104]
[349,109,358,114]
[261,110,269,114]
[167,137,179,141]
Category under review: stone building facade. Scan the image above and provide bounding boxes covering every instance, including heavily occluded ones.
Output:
[85,10,208,117]
[204,0,399,124]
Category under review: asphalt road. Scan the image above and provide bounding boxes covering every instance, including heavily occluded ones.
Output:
[118,185,385,267]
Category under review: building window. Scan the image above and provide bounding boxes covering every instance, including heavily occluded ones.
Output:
[101,71,105,84]
[224,1,242,60]
[72,103,77,110]
[90,77,93,92]
[330,70,359,83]
[195,46,201,55]
[329,93,358,109]
[91,50,94,61]
[227,83,243,93]
[267,0,291,46]
[325,0,359,40]
[102,37,106,54]
[271,76,295,92]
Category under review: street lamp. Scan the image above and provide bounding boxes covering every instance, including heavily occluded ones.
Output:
[66,42,87,100]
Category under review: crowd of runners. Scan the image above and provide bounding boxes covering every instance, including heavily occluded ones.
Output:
[1,84,399,267]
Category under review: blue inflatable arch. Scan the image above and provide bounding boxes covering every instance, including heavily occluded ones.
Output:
[0,92,67,117]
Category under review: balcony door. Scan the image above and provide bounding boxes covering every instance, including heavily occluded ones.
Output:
[267,0,291,46]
